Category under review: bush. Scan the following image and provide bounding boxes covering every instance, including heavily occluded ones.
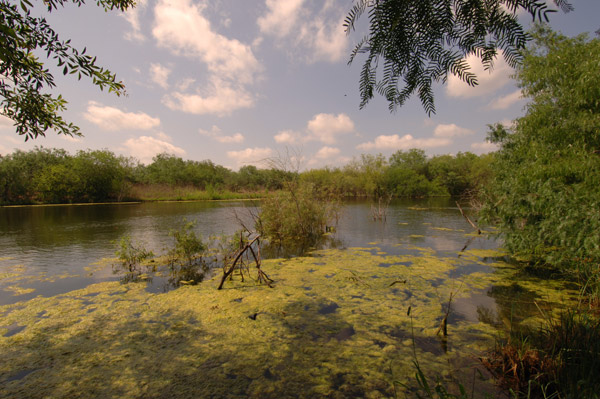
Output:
[113,235,154,282]
[167,220,207,285]
[256,181,339,245]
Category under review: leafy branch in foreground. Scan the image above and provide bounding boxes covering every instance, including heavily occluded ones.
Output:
[0,0,134,140]
[344,0,572,115]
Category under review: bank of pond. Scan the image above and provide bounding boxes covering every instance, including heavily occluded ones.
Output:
[0,147,492,205]
[0,200,593,398]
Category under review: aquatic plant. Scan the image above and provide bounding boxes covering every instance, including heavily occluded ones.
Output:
[113,235,154,281]
[256,181,340,246]
[482,310,600,398]
[166,220,207,285]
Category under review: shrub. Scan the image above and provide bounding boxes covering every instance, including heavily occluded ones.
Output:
[166,220,207,285]
[256,181,339,246]
[113,235,154,281]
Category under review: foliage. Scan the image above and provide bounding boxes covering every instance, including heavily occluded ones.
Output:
[167,220,207,285]
[168,220,206,267]
[344,0,572,115]
[0,147,134,204]
[0,0,134,140]
[113,235,154,281]
[256,180,339,246]
[480,27,600,290]
[0,147,495,205]
[483,310,600,398]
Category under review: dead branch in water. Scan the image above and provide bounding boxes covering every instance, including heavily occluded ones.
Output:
[217,234,273,290]
[371,194,392,221]
[456,201,481,234]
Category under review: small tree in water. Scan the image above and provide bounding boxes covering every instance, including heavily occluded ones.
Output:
[113,235,154,282]
[167,220,207,285]
[255,151,340,248]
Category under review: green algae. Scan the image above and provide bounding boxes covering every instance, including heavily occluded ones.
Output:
[4,286,35,296]
[431,227,455,232]
[0,246,579,398]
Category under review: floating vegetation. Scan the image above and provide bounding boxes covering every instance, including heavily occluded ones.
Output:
[0,243,581,398]
[4,286,35,296]
[432,227,455,232]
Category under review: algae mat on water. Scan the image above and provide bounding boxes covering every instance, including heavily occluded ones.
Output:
[0,246,578,398]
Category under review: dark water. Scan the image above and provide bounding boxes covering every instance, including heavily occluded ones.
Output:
[0,198,496,305]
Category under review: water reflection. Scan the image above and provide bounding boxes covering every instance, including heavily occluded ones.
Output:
[1,198,497,306]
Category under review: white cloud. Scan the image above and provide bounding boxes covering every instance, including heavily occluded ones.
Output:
[314,146,340,159]
[307,113,354,144]
[60,135,83,143]
[175,78,196,91]
[274,130,300,144]
[152,0,260,116]
[83,101,160,131]
[122,135,186,164]
[303,12,347,63]
[258,0,305,37]
[227,147,274,168]
[0,134,19,154]
[446,52,513,98]
[488,89,522,110]
[357,134,451,151]
[150,63,171,89]
[273,113,355,145]
[155,131,172,142]
[121,0,148,42]
[163,77,254,116]
[258,0,347,63]
[1,134,21,145]
[433,123,474,138]
[470,141,499,154]
[199,125,244,144]
[153,0,260,85]
[0,115,14,129]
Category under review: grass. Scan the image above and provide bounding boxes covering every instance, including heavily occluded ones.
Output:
[127,184,267,201]
[481,309,600,398]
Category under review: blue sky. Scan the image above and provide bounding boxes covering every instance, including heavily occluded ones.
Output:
[1,0,599,170]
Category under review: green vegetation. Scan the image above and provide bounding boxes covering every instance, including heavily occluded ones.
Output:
[478,27,600,398]
[0,147,493,206]
[480,27,600,300]
[113,235,154,283]
[166,220,208,286]
[3,242,572,398]
[256,180,340,246]
[344,0,572,114]
[483,310,600,398]
[0,0,134,140]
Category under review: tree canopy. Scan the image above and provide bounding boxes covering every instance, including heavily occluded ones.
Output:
[0,0,134,140]
[481,26,600,277]
[345,0,573,115]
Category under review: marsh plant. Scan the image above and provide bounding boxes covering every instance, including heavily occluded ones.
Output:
[257,180,340,246]
[166,220,208,285]
[482,310,600,398]
[113,235,154,282]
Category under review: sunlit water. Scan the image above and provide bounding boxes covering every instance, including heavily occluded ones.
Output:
[0,198,496,305]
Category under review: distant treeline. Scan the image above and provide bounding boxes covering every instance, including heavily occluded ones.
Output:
[0,147,494,205]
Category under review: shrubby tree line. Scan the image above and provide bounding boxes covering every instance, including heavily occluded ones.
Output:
[481,27,600,292]
[0,147,494,205]
[301,149,493,198]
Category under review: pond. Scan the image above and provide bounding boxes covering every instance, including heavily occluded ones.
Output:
[0,199,579,398]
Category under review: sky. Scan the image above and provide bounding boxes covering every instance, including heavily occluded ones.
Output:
[1,0,599,170]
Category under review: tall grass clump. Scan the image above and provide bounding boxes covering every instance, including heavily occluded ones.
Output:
[256,180,339,246]
[483,310,600,398]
